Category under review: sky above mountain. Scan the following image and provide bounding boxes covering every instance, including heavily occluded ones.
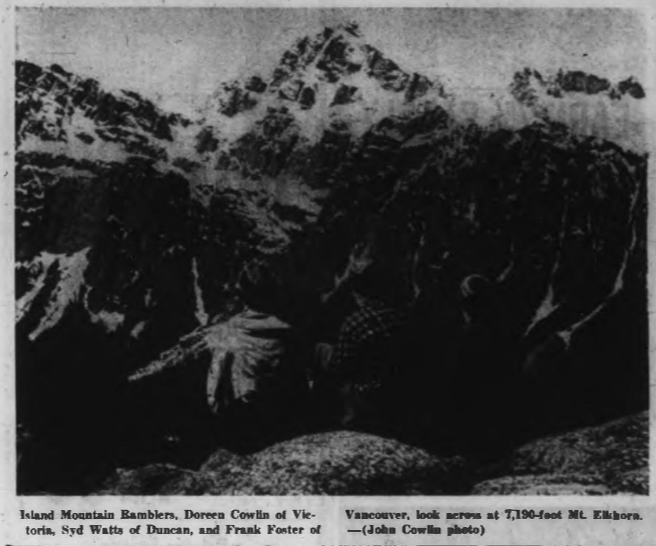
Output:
[17,8,647,118]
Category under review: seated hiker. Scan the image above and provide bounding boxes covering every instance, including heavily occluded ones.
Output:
[205,261,310,452]
[317,266,412,434]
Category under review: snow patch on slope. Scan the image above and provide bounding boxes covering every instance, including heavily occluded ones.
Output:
[24,247,92,341]
[192,257,209,326]
[16,252,59,322]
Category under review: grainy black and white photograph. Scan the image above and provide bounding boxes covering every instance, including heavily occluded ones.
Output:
[15,7,650,495]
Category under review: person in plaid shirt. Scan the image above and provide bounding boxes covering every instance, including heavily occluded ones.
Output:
[321,267,412,431]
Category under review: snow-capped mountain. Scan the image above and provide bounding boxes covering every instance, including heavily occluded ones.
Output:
[505,67,647,150]
[15,21,648,493]
[205,23,444,138]
[17,60,193,163]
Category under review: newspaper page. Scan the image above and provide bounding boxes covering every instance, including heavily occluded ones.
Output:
[1,1,655,546]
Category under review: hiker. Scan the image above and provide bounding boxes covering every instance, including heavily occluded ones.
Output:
[316,266,412,434]
[205,262,310,452]
[452,273,523,454]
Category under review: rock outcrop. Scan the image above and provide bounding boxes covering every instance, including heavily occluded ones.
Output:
[97,412,648,495]
[473,412,648,495]
[99,431,467,495]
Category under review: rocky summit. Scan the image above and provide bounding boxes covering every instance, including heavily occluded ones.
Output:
[15,21,648,495]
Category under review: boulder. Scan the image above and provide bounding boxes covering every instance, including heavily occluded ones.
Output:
[97,463,193,495]
[473,411,648,495]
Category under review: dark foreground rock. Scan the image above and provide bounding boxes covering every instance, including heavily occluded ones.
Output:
[98,463,194,495]
[97,412,646,495]
[472,411,648,495]
[98,431,467,495]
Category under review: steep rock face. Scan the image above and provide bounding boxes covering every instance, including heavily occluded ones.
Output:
[15,57,317,354]
[15,62,312,494]
[300,117,647,452]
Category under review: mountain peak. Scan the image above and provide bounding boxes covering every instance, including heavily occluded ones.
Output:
[268,24,368,89]
[336,20,362,38]
[207,22,444,127]
[511,67,646,106]
[16,59,193,163]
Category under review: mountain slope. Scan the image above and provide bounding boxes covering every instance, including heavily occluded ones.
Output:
[15,23,649,494]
